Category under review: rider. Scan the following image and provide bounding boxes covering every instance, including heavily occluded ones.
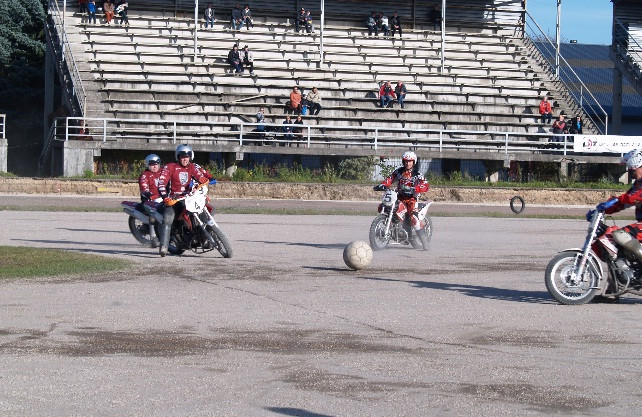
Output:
[157,144,210,257]
[374,151,431,250]
[591,149,642,263]
[138,153,162,248]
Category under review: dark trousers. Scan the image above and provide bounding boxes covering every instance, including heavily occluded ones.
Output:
[391,25,402,37]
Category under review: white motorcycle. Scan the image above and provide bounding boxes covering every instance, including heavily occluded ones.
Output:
[369,186,433,251]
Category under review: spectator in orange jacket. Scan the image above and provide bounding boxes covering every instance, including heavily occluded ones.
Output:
[539,96,553,124]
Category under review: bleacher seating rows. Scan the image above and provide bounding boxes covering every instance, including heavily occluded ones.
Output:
[59,0,595,139]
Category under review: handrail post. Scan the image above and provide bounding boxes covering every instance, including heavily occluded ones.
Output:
[307,126,311,148]
[65,117,69,141]
[173,121,177,143]
[439,130,443,152]
[103,118,107,142]
[239,122,244,146]
[505,133,509,154]
[374,128,378,150]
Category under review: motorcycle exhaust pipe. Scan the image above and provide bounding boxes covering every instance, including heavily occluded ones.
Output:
[123,207,150,224]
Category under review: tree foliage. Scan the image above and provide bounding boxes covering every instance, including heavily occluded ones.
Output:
[0,0,46,109]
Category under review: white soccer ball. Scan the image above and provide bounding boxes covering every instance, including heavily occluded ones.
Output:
[343,241,373,270]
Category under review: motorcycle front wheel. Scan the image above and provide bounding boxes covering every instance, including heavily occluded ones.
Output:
[128,216,151,245]
[545,252,600,305]
[410,215,433,250]
[206,225,233,258]
[369,215,391,251]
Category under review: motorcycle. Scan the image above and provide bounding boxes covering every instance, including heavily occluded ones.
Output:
[159,180,233,258]
[369,186,433,251]
[121,199,163,246]
[545,200,642,305]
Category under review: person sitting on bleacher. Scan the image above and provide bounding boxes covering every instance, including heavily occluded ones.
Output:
[204,3,214,29]
[288,86,302,114]
[305,87,322,115]
[243,4,253,30]
[551,114,569,143]
[242,45,255,76]
[539,96,553,124]
[103,0,115,25]
[282,116,294,141]
[378,12,389,37]
[390,11,402,39]
[227,44,243,74]
[428,4,441,31]
[395,81,407,109]
[231,3,244,30]
[379,81,396,108]
[295,7,311,34]
[366,11,378,36]
[305,11,315,33]
[115,1,128,26]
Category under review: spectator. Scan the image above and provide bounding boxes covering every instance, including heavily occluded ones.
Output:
[295,7,311,33]
[305,11,314,33]
[256,107,266,132]
[568,115,583,135]
[305,87,322,115]
[282,115,294,142]
[87,0,97,24]
[390,11,402,39]
[293,115,304,142]
[103,0,115,25]
[287,86,302,114]
[242,4,253,30]
[116,1,129,26]
[551,114,568,142]
[204,3,214,29]
[428,4,441,31]
[379,81,396,108]
[227,44,243,74]
[394,81,407,109]
[378,12,389,37]
[242,45,255,76]
[79,0,88,16]
[366,11,378,36]
[231,3,244,30]
[539,96,553,124]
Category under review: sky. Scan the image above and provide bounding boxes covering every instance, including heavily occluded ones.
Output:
[526,0,613,45]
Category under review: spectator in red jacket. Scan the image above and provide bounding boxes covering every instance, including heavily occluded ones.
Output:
[539,96,553,124]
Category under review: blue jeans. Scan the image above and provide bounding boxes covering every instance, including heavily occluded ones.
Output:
[231,19,244,30]
[397,94,405,109]
[205,16,214,28]
[380,95,393,108]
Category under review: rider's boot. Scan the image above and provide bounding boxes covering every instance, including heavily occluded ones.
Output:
[416,229,430,251]
[149,220,159,248]
[159,222,171,257]
[612,229,642,263]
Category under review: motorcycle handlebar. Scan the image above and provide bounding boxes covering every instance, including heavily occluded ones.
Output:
[165,180,215,206]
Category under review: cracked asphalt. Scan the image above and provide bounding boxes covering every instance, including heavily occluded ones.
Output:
[0,205,640,416]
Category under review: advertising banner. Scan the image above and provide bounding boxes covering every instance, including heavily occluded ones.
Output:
[573,135,642,153]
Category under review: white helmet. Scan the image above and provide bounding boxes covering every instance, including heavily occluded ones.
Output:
[402,151,417,163]
[144,154,161,168]
[622,149,642,171]
[175,144,194,161]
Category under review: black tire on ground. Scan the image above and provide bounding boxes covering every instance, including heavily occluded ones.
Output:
[510,195,525,214]
[544,251,600,305]
[369,215,390,251]
[207,225,233,258]
[128,216,151,245]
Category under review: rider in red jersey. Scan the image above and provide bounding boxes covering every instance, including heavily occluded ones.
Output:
[591,149,642,262]
[137,153,162,247]
[157,144,210,256]
[374,151,431,250]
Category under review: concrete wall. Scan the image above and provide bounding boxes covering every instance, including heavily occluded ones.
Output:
[54,141,101,177]
[0,138,7,173]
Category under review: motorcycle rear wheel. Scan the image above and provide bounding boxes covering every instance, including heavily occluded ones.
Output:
[545,252,600,305]
[410,215,433,250]
[128,216,151,245]
[206,225,233,258]
[369,215,391,251]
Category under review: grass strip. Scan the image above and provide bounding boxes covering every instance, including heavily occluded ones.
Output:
[0,246,131,279]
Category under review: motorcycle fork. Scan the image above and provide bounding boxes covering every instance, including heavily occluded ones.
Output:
[192,212,217,248]
[383,204,397,240]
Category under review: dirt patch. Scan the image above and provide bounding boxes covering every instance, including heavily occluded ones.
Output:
[0,177,618,205]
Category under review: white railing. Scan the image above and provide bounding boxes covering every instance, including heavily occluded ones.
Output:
[55,116,588,157]
[48,0,87,115]
[613,18,642,80]
[524,10,608,135]
[0,114,5,139]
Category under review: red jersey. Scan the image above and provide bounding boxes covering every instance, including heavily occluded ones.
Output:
[539,100,552,115]
[381,167,429,199]
[158,162,208,198]
[605,178,642,221]
[138,169,161,200]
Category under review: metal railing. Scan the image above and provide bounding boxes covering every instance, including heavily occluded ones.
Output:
[524,10,608,135]
[613,18,642,80]
[0,114,5,139]
[52,116,593,157]
[37,119,59,176]
[48,0,87,116]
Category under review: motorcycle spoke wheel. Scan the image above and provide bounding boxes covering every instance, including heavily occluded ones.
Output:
[545,252,599,305]
[369,215,391,251]
[128,216,151,245]
[207,225,233,258]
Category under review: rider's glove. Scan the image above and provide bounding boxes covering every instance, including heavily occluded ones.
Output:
[373,184,386,191]
[141,191,151,202]
[585,209,596,222]
[596,200,617,212]
[198,176,209,184]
